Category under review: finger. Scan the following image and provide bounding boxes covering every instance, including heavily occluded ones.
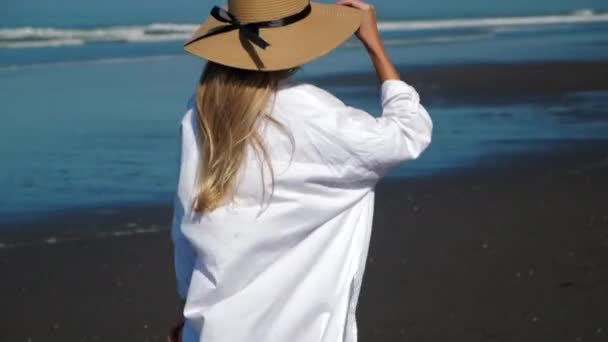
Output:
[168,323,181,341]
[336,0,362,9]
[336,0,371,10]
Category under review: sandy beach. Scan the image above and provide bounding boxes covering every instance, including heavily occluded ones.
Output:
[1,61,607,341]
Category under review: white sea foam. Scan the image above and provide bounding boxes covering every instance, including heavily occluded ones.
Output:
[0,9,606,49]
[0,54,180,71]
[0,23,198,49]
[382,32,496,46]
[378,10,608,31]
[341,31,496,48]
[44,237,59,244]
[3,38,84,49]
[0,226,167,249]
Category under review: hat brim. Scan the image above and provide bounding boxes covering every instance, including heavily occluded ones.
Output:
[184,2,363,71]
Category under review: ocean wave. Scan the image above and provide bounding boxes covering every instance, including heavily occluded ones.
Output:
[0,54,181,71]
[0,23,198,49]
[0,32,494,70]
[1,9,606,49]
[378,8,608,31]
[342,32,496,47]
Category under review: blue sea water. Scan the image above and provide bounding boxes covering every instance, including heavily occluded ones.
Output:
[1,0,608,223]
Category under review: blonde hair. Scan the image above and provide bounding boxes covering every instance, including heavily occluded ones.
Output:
[191,61,297,214]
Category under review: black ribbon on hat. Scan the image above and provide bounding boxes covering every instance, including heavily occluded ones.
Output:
[184,3,312,49]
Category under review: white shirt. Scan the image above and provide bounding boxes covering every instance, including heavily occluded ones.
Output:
[171,79,433,342]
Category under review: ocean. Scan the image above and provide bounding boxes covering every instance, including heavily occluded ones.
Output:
[1,0,608,223]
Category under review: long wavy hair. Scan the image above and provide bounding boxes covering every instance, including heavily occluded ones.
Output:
[191,61,298,214]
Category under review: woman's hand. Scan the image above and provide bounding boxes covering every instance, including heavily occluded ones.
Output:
[336,0,382,51]
[167,299,186,342]
[167,317,185,342]
[336,0,400,81]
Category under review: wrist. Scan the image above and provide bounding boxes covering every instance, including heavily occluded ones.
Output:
[362,38,386,57]
[367,47,400,82]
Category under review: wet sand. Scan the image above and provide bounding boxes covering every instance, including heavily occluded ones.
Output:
[358,141,608,342]
[312,61,608,106]
[1,139,606,342]
[1,61,607,341]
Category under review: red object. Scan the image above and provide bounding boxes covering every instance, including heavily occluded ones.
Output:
[167,320,184,342]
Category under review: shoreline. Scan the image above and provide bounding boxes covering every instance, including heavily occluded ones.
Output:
[2,60,608,228]
[1,137,607,247]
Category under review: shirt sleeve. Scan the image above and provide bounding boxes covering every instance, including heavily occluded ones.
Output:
[332,79,433,180]
[171,107,198,300]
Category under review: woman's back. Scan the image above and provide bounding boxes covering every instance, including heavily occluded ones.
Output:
[173,78,432,341]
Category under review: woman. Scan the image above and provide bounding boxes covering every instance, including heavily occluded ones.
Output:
[169,0,433,341]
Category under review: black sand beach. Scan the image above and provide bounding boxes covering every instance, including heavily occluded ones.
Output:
[1,61,607,341]
[313,61,608,106]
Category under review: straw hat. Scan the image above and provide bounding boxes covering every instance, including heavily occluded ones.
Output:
[183,0,363,71]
